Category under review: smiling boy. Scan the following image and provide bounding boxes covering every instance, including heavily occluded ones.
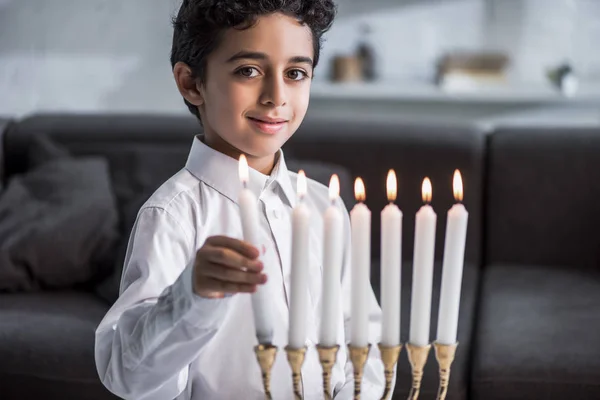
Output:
[95,1,386,399]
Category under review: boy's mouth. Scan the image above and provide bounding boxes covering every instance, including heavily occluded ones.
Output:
[247,116,289,135]
[247,116,288,124]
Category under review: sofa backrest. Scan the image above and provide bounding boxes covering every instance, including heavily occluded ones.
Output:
[286,118,488,264]
[2,113,201,234]
[485,127,600,269]
[2,114,488,266]
[0,118,12,191]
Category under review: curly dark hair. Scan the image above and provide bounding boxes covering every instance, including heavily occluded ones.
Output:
[171,0,337,120]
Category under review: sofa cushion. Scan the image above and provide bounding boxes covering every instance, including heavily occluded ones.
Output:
[486,127,600,268]
[0,291,119,399]
[369,260,479,400]
[0,145,119,291]
[472,264,600,400]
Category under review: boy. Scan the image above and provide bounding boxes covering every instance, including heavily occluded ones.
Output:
[95,1,386,399]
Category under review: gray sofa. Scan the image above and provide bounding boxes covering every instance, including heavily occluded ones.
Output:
[0,114,598,400]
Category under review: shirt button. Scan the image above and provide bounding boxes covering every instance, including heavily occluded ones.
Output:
[272,210,280,219]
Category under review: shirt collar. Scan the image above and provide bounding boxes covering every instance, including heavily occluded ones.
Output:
[185,136,296,207]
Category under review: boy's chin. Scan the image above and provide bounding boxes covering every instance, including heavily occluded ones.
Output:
[241,140,285,160]
[242,130,292,156]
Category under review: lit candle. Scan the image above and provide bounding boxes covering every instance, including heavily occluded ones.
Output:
[289,170,311,349]
[238,154,274,344]
[350,178,371,347]
[319,175,344,347]
[436,170,468,345]
[409,178,437,347]
[380,170,402,347]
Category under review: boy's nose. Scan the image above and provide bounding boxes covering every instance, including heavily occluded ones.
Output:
[260,76,287,107]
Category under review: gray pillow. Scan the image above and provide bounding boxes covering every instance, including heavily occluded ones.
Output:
[0,152,119,292]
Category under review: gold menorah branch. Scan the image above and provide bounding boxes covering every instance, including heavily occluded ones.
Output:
[433,342,458,400]
[405,343,431,400]
[254,343,278,400]
[285,346,307,400]
[317,344,340,400]
[349,344,371,400]
[377,344,402,400]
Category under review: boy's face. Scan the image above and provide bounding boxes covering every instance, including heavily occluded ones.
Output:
[197,13,314,165]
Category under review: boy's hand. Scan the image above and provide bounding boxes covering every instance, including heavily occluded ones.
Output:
[193,236,267,299]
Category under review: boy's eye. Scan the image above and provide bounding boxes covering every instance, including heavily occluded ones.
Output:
[237,67,260,78]
[287,69,308,81]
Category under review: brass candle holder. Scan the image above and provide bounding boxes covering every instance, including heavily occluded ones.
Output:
[433,342,458,400]
[317,344,340,400]
[254,343,278,400]
[405,343,431,400]
[348,344,371,400]
[285,346,307,400]
[377,343,402,400]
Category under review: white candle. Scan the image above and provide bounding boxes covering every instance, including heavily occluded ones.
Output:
[238,155,274,344]
[289,170,311,349]
[437,170,469,345]
[319,175,344,347]
[350,178,371,347]
[380,170,402,347]
[409,177,437,347]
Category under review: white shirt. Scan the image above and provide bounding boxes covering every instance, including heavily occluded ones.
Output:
[95,137,387,400]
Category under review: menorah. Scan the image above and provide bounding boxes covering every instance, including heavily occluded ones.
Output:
[238,158,467,400]
[253,340,458,400]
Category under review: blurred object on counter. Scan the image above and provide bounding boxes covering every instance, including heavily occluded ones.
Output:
[356,24,377,81]
[330,55,363,83]
[547,63,579,97]
[436,52,510,92]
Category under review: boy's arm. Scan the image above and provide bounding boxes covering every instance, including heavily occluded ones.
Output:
[95,206,230,400]
[333,204,388,400]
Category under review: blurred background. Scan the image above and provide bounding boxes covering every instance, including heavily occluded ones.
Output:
[1,2,600,400]
[1,0,600,126]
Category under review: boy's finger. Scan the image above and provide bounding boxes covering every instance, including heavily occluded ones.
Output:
[205,236,260,259]
[204,277,257,294]
[203,263,267,285]
[203,247,263,272]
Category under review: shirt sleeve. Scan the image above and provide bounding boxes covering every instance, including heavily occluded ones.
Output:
[333,202,388,400]
[95,206,231,400]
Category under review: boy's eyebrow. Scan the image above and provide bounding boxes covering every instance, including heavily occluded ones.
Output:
[226,51,313,66]
[289,56,314,66]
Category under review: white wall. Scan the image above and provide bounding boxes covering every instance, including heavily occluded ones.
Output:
[0,0,184,116]
[486,0,600,83]
[318,0,486,83]
[1,0,599,117]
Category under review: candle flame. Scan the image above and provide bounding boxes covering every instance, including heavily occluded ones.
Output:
[422,177,432,204]
[354,177,366,202]
[329,174,340,201]
[238,154,249,184]
[453,170,463,202]
[386,169,397,202]
[297,170,307,199]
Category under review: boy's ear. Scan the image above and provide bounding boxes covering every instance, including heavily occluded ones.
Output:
[173,62,204,106]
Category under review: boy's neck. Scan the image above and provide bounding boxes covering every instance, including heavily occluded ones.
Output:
[203,133,277,175]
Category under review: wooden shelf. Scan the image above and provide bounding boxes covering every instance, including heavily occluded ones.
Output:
[310,81,600,104]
